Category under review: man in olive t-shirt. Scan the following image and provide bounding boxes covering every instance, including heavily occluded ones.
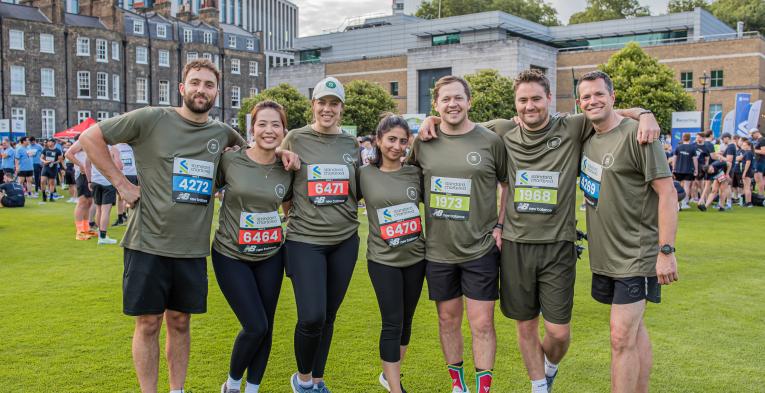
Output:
[578,71,678,393]
[80,60,251,393]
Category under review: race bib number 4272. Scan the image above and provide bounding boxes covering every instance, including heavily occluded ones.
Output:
[579,155,602,207]
[238,211,283,254]
[377,202,422,247]
[307,164,350,206]
[429,176,471,220]
[172,157,214,205]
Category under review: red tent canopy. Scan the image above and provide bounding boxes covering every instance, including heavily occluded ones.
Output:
[53,117,96,139]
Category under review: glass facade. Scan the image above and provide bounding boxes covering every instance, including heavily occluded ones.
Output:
[432,33,460,46]
[558,30,688,49]
[300,50,320,64]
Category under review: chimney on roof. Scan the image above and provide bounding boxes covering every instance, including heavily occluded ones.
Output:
[152,0,172,18]
[21,0,65,24]
[736,21,744,37]
[176,0,192,21]
[79,0,123,31]
[198,2,219,27]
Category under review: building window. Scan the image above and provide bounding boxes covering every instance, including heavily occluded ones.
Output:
[77,71,90,98]
[184,29,193,43]
[136,78,148,103]
[231,86,240,108]
[76,37,90,56]
[390,81,399,96]
[41,109,54,138]
[9,30,24,50]
[228,36,236,48]
[432,33,460,46]
[308,87,314,98]
[680,72,693,89]
[40,34,54,53]
[112,41,120,60]
[530,65,547,74]
[41,68,55,97]
[10,66,25,95]
[709,103,723,118]
[157,24,167,38]
[112,112,120,118]
[133,20,144,35]
[203,31,213,44]
[97,111,109,121]
[187,52,198,63]
[157,50,170,67]
[299,50,320,64]
[77,111,91,123]
[136,46,148,64]
[203,52,213,61]
[96,39,108,62]
[96,72,108,99]
[112,74,120,101]
[249,87,258,97]
[11,108,26,135]
[159,80,170,105]
[711,70,723,87]
[231,58,240,74]
[246,39,254,50]
[249,61,258,76]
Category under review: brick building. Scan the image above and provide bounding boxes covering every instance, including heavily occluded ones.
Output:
[0,0,265,139]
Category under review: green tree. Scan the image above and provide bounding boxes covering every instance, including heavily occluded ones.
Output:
[342,80,398,136]
[598,42,695,132]
[667,0,709,13]
[462,69,516,122]
[416,0,560,26]
[569,0,650,24]
[237,83,311,134]
[710,0,765,35]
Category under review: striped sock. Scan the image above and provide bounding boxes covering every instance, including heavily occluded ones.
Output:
[448,361,468,392]
[476,369,493,393]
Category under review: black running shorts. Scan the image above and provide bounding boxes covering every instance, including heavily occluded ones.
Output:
[591,274,661,305]
[92,184,116,205]
[426,247,500,301]
[76,174,92,198]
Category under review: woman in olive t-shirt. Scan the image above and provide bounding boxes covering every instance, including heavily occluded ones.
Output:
[359,114,426,393]
[213,101,293,393]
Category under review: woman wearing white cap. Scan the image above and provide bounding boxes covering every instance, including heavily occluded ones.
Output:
[281,77,361,393]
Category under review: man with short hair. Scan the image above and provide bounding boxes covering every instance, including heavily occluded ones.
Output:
[0,171,25,208]
[578,70,678,393]
[79,59,296,393]
[14,137,35,196]
[672,133,697,209]
[40,139,63,202]
[694,133,713,204]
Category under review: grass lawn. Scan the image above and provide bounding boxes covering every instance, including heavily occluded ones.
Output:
[1,190,764,392]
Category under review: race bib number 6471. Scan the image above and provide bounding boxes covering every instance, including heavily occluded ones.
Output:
[307,164,350,206]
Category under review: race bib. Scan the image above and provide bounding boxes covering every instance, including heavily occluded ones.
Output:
[579,155,602,207]
[514,170,559,214]
[307,164,350,206]
[377,202,422,247]
[429,176,471,220]
[121,157,133,167]
[172,157,214,205]
[238,211,283,254]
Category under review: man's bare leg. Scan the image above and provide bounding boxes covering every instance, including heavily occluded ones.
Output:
[132,314,164,393]
[165,310,191,391]
[610,301,646,393]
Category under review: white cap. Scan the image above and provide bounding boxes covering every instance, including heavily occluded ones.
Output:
[312,77,345,103]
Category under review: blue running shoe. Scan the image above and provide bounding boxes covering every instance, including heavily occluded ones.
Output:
[291,373,314,393]
[314,381,331,393]
[546,369,558,393]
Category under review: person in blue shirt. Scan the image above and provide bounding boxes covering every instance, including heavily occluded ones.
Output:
[29,137,44,194]
[1,139,16,175]
[14,137,35,196]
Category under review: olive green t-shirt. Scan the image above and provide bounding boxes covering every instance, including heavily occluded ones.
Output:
[359,164,425,267]
[281,125,361,245]
[100,107,247,258]
[212,149,293,262]
[484,114,591,244]
[580,118,672,278]
[408,124,508,264]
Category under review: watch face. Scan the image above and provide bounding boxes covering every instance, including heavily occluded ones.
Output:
[661,245,674,254]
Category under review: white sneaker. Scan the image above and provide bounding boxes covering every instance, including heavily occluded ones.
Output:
[379,372,390,392]
[680,202,690,210]
[67,197,77,203]
[452,387,470,393]
[97,236,118,245]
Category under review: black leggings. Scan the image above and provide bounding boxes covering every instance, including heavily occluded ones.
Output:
[286,234,359,378]
[367,260,426,363]
[212,248,284,384]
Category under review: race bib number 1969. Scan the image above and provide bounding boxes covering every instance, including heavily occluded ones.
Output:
[377,202,422,247]
[429,176,471,220]
[172,157,214,205]
[238,211,283,254]
[514,170,559,214]
[307,164,350,206]
[579,155,602,207]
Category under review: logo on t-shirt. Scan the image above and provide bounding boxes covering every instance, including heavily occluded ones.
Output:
[207,139,221,154]
[342,153,355,165]
[602,153,615,168]
[275,183,286,198]
[547,137,562,150]
[466,152,482,166]
[406,186,418,201]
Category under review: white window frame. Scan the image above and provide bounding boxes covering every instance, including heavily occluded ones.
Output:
[184,29,193,43]
[77,111,91,123]
[112,74,120,101]
[203,31,213,44]
[231,58,240,74]
[133,20,144,35]
[202,52,212,61]
[157,24,167,38]
[249,61,258,76]
[97,111,110,121]
[41,109,55,139]
[12,108,26,134]
[186,52,198,63]
[10,66,25,95]
[40,68,55,97]
[228,35,236,48]
[76,37,90,56]
[96,72,109,99]
[249,87,258,97]
[40,34,54,54]
[112,41,120,60]
[136,46,148,64]
[77,71,90,98]
[246,39,254,50]
[158,80,170,105]
[96,39,108,62]
[231,86,241,108]
[158,50,170,67]
[136,78,148,103]
[9,30,24,50]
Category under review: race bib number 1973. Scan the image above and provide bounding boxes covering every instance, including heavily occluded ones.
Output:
[429,176,471,220]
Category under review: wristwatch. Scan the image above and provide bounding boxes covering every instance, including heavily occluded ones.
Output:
[659,244,675,255]
[639,109,653,117]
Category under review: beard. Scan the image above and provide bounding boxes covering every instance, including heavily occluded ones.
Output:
[183,92,214,114]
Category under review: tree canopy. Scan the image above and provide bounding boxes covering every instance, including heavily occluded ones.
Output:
[667,0,709,13]
[463,69,517,123]
[709,0,765,35]
[416,0,560,26]
[568,0,650,24]
[237,83,311,134]
[342,80,398,136]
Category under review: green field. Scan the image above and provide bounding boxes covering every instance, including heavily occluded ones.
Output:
[1,192,764,392]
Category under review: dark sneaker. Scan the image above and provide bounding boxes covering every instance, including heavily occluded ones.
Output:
[112,218,124,227]
[697,204,707,212]
[290,373,313,393]
[546,369,558,392]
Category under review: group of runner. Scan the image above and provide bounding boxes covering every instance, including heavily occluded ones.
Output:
[76,58,679,393]
[669,129,765,210]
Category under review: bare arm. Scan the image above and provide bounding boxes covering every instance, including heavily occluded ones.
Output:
[65,141,86,172]
[651,177,679,285]
[282,200,292,217]
[615,108,661,144]
[80,124,140,204]
[494,182,509,251]
[725,154,734,175]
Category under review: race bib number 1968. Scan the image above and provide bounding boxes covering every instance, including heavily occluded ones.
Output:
[429,176,471,220]
[238,211,283,254]
[307,164,350,206]
[377,202,422,247]
[172,157,214,205]
[579,155,602,207]
[514,170,559,214]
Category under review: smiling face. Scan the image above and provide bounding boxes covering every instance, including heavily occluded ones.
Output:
[377,126,410,165]
[179,67,218,114]
[251,108,285,151]
[312,96,343,129]
[515,82,551,129]
[577,78,616,123]
[434,81,471,128]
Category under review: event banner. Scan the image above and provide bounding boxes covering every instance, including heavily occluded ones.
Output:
[671,111,702,150]
[735,93,751,137]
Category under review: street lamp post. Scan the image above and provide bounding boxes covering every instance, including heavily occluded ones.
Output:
[699,71,710,130]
